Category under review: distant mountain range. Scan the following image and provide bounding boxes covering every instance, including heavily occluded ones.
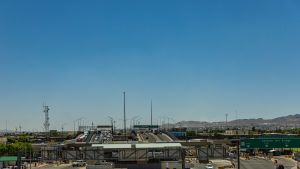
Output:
[170,114,300,129]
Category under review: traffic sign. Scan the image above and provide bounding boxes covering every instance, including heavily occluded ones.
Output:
[240,138,300,149]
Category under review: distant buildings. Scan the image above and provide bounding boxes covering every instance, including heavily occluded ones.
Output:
[224,129,249,136]
[0,137,7,144]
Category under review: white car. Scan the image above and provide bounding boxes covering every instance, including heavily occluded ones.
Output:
[72,160,86,167]
[205,164,214,169]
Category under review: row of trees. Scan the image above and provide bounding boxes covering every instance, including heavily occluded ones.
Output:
[0,134,32,156]
[0,142,32,155]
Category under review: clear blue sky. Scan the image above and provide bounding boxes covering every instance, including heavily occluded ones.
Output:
[1,0,300,131]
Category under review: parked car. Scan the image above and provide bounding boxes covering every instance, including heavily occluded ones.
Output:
[72,160,86,167]
[205,164,214,169]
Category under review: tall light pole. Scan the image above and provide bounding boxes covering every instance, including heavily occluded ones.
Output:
[123,92,127,141]
[113,120,116,134]
[226,113,228,128]
[61,123,67,135]
[5,120,7,134]
[151,100,153,126]
[130,116,139,129]
[73,120,76,136]
[136,117,142,126]
[108,116,114,134]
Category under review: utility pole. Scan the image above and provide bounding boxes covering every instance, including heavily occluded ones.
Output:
[73,120,76,136]
[29,147,32,169]
[151,100,153,126]
[5,120,7,134]
[123,92,127,141]
[226,113,228,128]
[237,140,240,169]
[168,118,170,130]
[113,120,116,134]
[61,123,67,136]
[108,116,114,134]
[235,110,238,128]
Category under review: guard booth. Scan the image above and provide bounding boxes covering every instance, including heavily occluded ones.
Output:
[0,156,18,169]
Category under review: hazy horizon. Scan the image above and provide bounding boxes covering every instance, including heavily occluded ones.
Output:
[1,0,300,131]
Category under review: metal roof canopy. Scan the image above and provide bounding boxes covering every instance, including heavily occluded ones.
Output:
[136,143,181,148]
[0,156,18,162]
[92,143,182,149]
[133,125,159,129]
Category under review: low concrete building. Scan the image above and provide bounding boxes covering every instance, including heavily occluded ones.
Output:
[224,129,249,136]
[0,137,7,144]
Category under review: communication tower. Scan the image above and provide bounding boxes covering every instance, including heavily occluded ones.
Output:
[43,105,50,132]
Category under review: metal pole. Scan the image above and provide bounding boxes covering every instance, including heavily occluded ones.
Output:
[238,140,240,169]
[181,148,185,169]
[113,120,116,134]
[73,121,75,136]
[168,118,170,130]
[17,152,21,169]
[151,100,153,126]
[123,92,127,141]
[5,120,7,134]
[108,116,114,134]
[111,119,113,134]
[30,148,32,169]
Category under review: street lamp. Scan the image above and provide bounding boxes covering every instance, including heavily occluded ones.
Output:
[130,116,139,130]
[61,123,67,135]
[107,116,114,134]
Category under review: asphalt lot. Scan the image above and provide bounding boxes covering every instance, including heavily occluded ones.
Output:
[29,156,297,169]
[31,163,85,169]
[190,157,297,169]
[240,158,274,169]
[240,157,296,169]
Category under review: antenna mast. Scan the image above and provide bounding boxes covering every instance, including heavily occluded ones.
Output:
[43,105,50,133]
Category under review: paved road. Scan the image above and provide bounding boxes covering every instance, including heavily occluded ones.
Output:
[148,133,162,142]
[156,133,173,142]
[138,132,173,142]
[139,133,156,142]
[191,163,216,169]
[240,158,274,169]
[162,133,173,141]
[191,158,296,169]
[274,157,296,169]
[240,157,296,169]
[32,163,85,169]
